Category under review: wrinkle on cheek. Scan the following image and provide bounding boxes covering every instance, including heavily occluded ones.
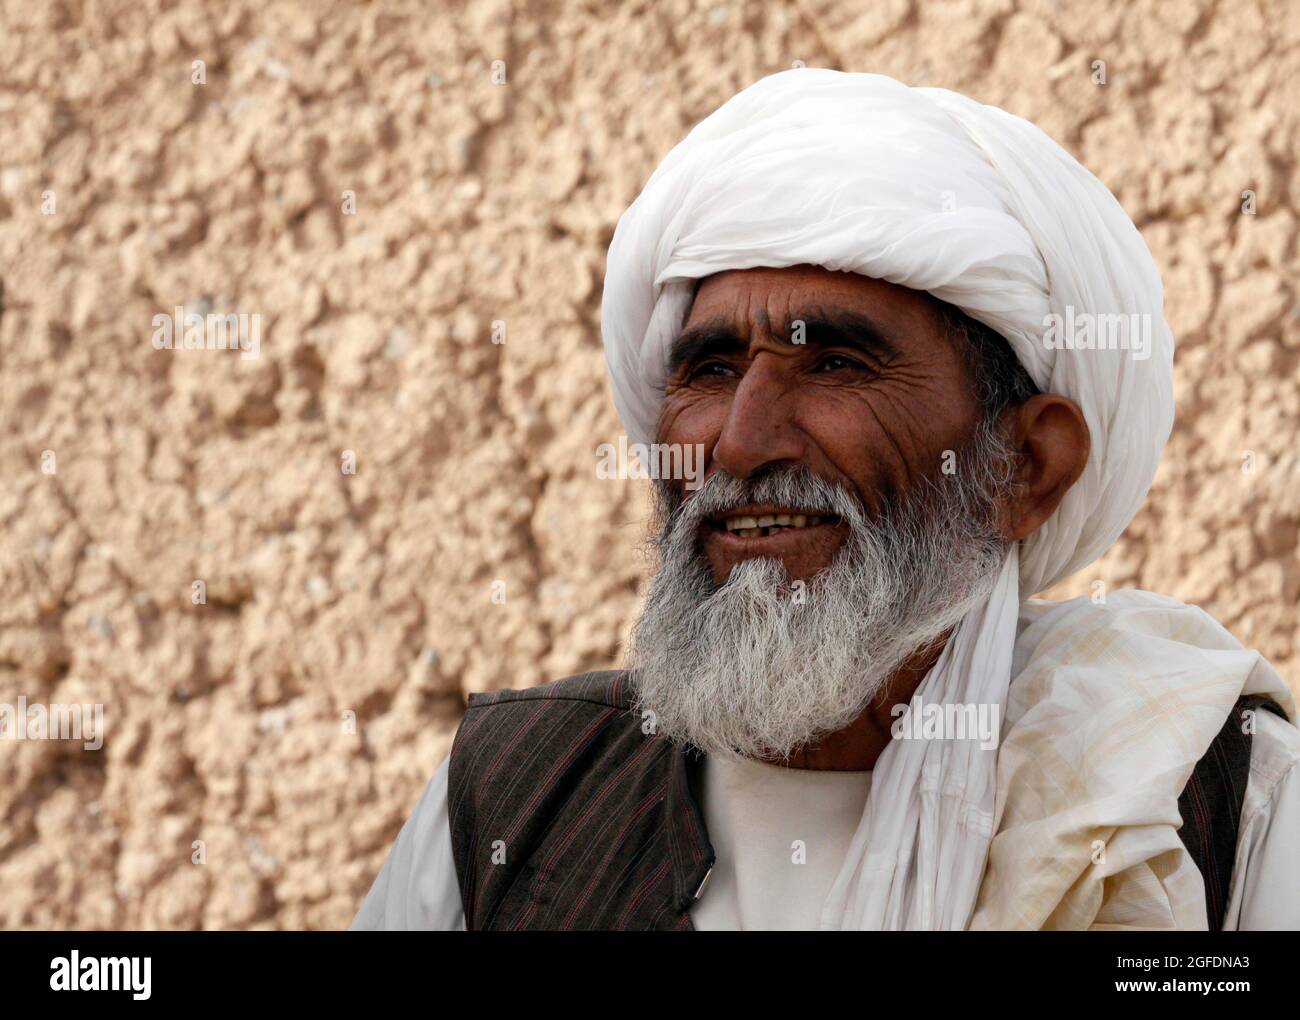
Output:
[658,389,723,448]
[827,384,958,497]
[907,392,969,456]
[874,361,974,430]
[655,399,689,445]
[853,395,917,493]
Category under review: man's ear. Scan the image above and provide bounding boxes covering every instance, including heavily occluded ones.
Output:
[1001,394,1090,542]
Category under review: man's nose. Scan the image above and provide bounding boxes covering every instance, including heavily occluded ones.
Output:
[711,356,807,480]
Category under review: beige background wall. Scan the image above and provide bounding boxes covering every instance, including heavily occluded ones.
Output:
[0,0,1296,928]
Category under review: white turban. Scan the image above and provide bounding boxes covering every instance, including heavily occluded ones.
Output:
[601,69,1179,929]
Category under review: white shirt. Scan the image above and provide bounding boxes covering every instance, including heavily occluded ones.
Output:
[690,755,871,930]
[350,708,1300,930]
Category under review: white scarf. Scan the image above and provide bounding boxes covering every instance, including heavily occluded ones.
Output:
[599,69,1251,929]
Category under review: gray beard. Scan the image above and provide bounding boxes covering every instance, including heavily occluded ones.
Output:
[629,418,1017,762]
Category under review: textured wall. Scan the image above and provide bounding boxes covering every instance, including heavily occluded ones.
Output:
[0,0,1296,928]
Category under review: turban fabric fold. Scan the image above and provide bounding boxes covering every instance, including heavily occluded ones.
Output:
[601,70,1184,929]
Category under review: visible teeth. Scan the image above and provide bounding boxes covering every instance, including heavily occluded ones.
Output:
[722,512,835,533]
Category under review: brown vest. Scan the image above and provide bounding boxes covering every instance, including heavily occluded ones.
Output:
[448,669,1277,930]
[448,671,712,931]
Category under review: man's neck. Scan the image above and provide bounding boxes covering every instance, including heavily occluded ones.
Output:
[778,637,948,771]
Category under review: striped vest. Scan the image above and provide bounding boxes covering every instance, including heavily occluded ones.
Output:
[448,669,1274,930]
[448,671,712,931]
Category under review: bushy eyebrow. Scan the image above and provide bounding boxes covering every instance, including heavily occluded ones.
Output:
[666,324,748,375]
[667,310,901,377]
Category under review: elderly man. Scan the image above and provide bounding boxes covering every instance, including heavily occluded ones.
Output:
[352,70,1300,931]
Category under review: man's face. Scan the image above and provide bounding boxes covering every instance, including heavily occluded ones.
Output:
[636,266,1013,759]
[658,265,985,584]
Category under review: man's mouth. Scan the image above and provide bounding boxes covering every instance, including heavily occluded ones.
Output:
[697,501,851,583]
[709,507,841,539]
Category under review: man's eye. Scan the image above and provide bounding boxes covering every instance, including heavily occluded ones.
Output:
[689,360,738,380]
[816,354,868,373]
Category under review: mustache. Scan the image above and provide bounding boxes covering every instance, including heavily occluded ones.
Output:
[655,465,870,538]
